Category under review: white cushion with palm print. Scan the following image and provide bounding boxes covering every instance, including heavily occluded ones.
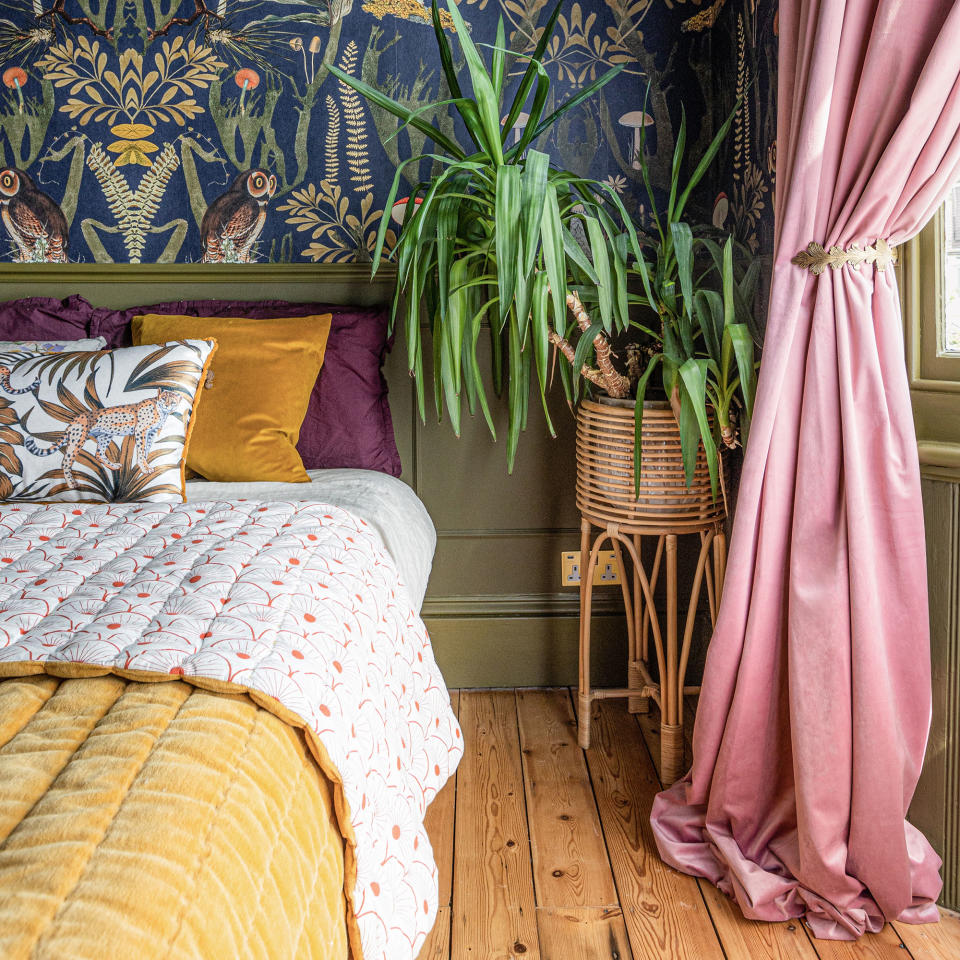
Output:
[0,339,215,503]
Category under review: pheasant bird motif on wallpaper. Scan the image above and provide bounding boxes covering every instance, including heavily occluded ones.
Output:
[0,168,68,262]
[200,168,277,263]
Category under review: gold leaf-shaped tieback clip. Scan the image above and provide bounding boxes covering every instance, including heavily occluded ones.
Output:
[791,238,898,275]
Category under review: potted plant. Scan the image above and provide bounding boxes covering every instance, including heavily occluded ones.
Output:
[565,101,761,529]
[332,0,760,515]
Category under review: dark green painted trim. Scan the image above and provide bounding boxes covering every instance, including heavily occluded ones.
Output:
[919,441,960,484]
[426,614,629,689]
[436,527,580,539]
[0,262,398,287]
[0,263,397,309]
[422,592,622,619]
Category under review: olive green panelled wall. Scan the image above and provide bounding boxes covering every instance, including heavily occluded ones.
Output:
[388,320,718,688]
[387,317,650,689]
[911,478,960,912]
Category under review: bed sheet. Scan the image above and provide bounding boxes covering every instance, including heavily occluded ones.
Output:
[186,469,435,611]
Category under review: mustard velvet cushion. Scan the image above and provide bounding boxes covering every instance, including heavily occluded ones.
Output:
[132,314,332,483]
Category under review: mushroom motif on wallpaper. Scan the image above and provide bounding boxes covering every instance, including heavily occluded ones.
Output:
[390,195,421,226]
[3,68,26,114]
[501,111,529,146]
[234,68,259,116]
[0,167,68,262]
[619,110,654,170]
[712,191,729,229]
[200,167,277,263]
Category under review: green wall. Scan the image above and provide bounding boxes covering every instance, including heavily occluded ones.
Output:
[911,478,960,912]
[385,312,717,688]
[387,314,634,688]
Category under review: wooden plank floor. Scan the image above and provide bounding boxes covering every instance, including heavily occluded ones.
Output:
[420,689,960,960]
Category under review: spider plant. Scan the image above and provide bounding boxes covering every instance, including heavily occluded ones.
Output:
[329,0,639,469]
[560,96,762,498]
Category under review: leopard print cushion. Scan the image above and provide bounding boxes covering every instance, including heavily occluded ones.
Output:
[0,339,215,503]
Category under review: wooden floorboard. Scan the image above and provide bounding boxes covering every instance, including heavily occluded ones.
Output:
[516,689,618,910]
[699,880,820,960]
[419,691,459,960]
[451,690,540,960]
[892,909,960,960]
[582,696,725,960]
[536,906,631,959]
[635,700,818,960]
[419,907,451,960]
[420,689,950,960]
[806,923,910,960]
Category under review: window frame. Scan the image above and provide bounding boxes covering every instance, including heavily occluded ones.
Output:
[900,203,960,482]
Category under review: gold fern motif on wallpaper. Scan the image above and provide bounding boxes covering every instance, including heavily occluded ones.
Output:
[336,41,373,195]
[723,11,768,253]
[680,0,727,33]
[83,142,186,263]
[278,181,394,263]
[37,36,224,129]
[324,95,340,186]
[362,0,455,27]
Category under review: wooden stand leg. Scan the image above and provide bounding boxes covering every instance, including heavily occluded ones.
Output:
[577,519,595,749]
[613,537,642,715]
[702,531,717,626]
[661,721,684,787]
[662,534,681,785]
[628,535,648,713]
[575,516,726,775]
[714,528,727,599]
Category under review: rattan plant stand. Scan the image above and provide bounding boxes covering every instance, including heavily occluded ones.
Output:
[576,398,727,786]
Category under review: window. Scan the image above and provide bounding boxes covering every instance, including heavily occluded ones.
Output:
[944,182,960,355]
[901,178,960,481]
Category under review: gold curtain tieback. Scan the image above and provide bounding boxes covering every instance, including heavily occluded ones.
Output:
[791,238,898,275]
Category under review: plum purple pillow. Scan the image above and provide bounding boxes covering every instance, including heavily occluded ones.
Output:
[0,295,93,341]
[89,299,401,477]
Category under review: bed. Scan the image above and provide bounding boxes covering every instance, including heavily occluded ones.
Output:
[0,284,461,960]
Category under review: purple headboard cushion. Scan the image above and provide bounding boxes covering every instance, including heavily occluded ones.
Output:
[89,299,401,477]
[0,295,93,341]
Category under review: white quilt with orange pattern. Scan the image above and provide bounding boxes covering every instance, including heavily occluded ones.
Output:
[0,499,462,960]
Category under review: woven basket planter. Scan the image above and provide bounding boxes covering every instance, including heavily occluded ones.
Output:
[575,396,725,533]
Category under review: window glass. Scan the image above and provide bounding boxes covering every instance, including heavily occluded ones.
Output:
[942,180,960,355]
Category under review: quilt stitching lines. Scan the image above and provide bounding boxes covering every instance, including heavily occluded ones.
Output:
[161,702,262,958]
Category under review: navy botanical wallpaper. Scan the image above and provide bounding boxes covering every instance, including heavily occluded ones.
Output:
[0,0,776,264]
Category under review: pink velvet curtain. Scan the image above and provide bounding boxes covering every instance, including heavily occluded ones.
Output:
[650,0,960,940]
